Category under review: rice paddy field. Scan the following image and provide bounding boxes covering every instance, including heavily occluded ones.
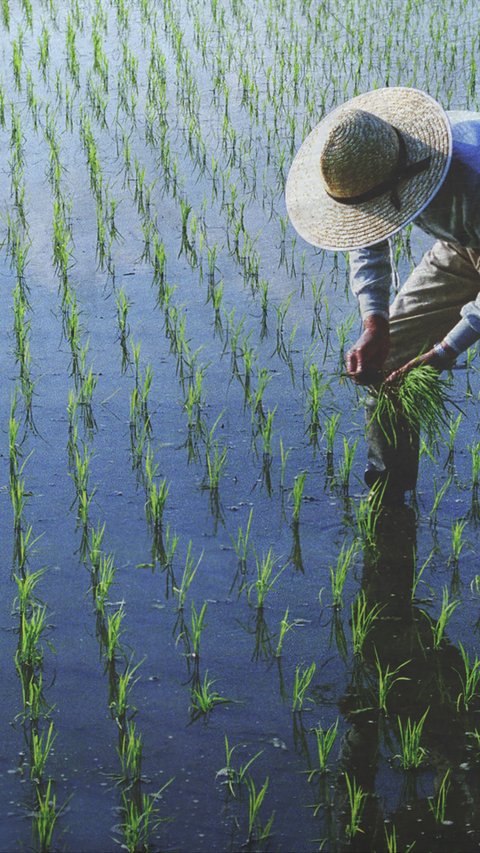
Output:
[2,0,480,850]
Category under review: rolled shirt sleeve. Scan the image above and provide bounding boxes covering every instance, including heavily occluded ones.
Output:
[444,298,480,353]
[348,240,393,321]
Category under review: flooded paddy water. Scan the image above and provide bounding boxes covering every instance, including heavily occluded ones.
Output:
[1,0,480,850]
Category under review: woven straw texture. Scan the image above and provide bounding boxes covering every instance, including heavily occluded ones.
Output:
[285,88,452,251]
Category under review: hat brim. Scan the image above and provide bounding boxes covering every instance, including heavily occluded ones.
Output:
[285,88,452,252]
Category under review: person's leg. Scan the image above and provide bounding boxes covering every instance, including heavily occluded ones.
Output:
[365,240,480,494]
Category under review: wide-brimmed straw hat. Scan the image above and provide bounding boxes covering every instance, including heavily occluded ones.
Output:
[285,87,452,251]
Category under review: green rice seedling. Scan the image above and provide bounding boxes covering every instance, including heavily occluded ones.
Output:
[30,721,56,782]
[230,507,253,569]
[12,29,24,90]
[2,0,9,30]
[205,440,228,489]
[216,736,263,798]
[34,779,61,852]
[350,591,383,657]
[369,365,455,451]
[93,553,116,615]
[105,606,125,663]
[308,720,339,778]
[428,769,451,824]
[118,722,143,784]
[275,607,297,657]
[375,651,410,714]
[469,441,480,494]
[110,659,143,724]
[430,475,452,524]
[384,824,415,853]
[88,520,106,573]
[16,604,48,671]
[344,773,367,839]
[395,709,429,769]
[444,412,462,465]
[252,366,272,423]
[424,586,459,649]
[259,406,276,457]
[323,412,340,471]
[292,661,316,711]
[120,786,171,853]
[66,13,80,88]
[248,549,286,609]
[449,518,467,565]
[291,471,307,524]
[329,541,357,609]
[306,363,329,445]
[13,523,43,574]
[188,600,208,657]
[14,567,46,616]
[145,477,169,530]
[279,438,291,489]
[411,549,434,602]
[337,436,358,493]
[456,642,480,711]
[245,775,275,845]
[173,541,202,610]
[190,670,230,718]
[353,486,384,554]
[20,672,50,724]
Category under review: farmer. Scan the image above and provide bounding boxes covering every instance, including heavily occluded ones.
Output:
[286,87,480,502]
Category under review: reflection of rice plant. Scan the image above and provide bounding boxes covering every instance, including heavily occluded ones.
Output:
[308,719,339,778]
[344,773,367,839]
[456,643,480,711]
[395,709,429,769]
[350,591,383,656]
[330,541,357,609]
[292,662,316,711]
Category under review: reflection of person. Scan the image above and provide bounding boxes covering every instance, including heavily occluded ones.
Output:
[286,88,480,502]
[332,507,480,852]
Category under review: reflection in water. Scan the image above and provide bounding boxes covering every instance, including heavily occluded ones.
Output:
[329,506,480,852]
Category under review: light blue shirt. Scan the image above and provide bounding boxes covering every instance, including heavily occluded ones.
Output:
[349,111,480,354]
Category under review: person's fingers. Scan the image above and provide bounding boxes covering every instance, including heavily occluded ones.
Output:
[346,349,357,375]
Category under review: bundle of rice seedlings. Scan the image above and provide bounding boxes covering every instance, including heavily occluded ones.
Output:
[369,365,459,449]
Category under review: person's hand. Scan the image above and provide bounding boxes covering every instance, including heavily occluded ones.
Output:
[345,315,390,384]
[385,343,457,384]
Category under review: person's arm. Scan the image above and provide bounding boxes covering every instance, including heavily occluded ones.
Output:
[385,300,479,382]
[346,240,393,383]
